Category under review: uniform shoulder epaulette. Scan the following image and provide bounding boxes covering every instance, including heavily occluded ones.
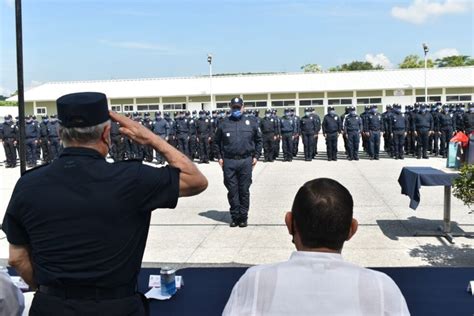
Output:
[22,163,50,175]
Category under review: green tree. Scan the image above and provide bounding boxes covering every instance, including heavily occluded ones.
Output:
[399,54,434,68]
[300,64,322,73]
[435,55,474,67]
[328,61,383,72]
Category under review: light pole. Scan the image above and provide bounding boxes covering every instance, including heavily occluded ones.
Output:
[207,54,213,110]
[422,43,429,104]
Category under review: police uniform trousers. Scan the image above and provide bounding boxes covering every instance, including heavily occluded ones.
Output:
[111,135,125,162]
[168,135,178,149]
[209,134,215,161]
[325,132,338,160]
[439,128,453,157]
[25,138,38,166]
[30,291,148,316]
[302,133,315,160]
[262,133,275,162]
[312,134,319,158]
[124,137,133,159]
[130,141,144,160]
[177,134,190,158]
[40,137,51,163]
[273,137,280,160]
[416,129,430,158]
[3,138,17,166]
[155,134,167,163]
[392,130,406,159]
[368,130,381,159]
[143,145,153,162]
[293,136,299,157]
[408,131,416,155]
[49,137,61,160]
[281,132,293,161]
[347,131,360,160]
[431,131,440,155]
[189,134,197,159]
[198,134,210,163]
[223,157,253,222]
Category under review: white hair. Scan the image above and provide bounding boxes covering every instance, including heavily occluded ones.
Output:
[59,120,110,147]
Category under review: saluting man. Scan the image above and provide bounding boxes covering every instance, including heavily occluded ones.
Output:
[214,97,262,228]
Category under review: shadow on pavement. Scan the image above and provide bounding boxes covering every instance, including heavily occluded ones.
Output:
[199,210,231,224]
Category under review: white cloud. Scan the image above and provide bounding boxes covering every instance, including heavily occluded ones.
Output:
[99,39,180,55]
[4,0,14,8]
[0,85,12,97]
[431,48,460,59]
[391,0,471,24]
[365,53,394,69]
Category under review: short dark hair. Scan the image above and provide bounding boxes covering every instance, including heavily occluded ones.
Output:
[291,178,354,251]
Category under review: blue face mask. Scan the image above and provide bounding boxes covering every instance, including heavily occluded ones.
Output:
[199,114,205,119]
[329,110,336,116]
[371,108,377,114]
[470,107,474,113]
[231,109,242,118]
[43,119,49,123]
[421,109,427,113]
[350,111,356,115]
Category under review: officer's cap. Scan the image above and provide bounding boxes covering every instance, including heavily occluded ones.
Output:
[132,111,139,117]
[50,114,57,119]
[230,97,244,107]
[328,106,335,111]
[155,111,162,116]
[265,109,272,114]
[56,92,109,128]
[144,112,150,117]
[212,110,217,114]
[192,110,197,114]
[42,115,49,119]
[199,110,205,115]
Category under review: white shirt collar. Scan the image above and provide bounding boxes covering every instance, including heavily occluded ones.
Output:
[289,250,343,261]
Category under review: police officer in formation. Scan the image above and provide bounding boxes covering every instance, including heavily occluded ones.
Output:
[214,97,262,228]
[413,105,434,159]
[437,104,456,158]
[364,105,383,160]
[322,106,341,161]
[389,104,409,160]
[343,106,363,161]
[300,108,320,161]
[39,115,51,163]
[280,109,297,162]
[142,113,154,162]
[259,109,277,162]
[382,105,394,157]
[48,114,61,160]
[1,115,18,168]
[196,110,212,163]
[176,111,191,158]
[152,111,170,164]
[24,115,40,167]
[464,103,474,135]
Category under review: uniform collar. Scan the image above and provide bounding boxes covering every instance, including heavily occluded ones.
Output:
[59,147,105,159]
[290,251,343,261]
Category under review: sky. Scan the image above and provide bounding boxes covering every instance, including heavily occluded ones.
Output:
[0,0,473,96]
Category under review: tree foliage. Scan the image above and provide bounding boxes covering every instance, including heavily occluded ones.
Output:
[399,54,434,69]
[436,55,474,67]
[453,163,474,211]
[300,64,322,73]
[328,61,383,72]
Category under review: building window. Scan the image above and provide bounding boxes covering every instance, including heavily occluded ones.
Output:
[123,105,134,112]
[328,99,352,105]
[244,102,256,108]
[111,105,121,112]
[137,104,160,112]
[216,103,228,109]
[271,100,295,107]
[35,107,47,115]
[300,99,323,106]
[356,98,382,104]
[447,95,472,102]
[416,96,441,103]
[163,103,186,111]
[256,101,267,107]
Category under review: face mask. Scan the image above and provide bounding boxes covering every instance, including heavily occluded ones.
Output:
[371,108,377,114]
[305,112,311,116]
[231,109,242,118]
[329,110,336,116]
[43,119,49,123]
[199,114,205,119]
[421,109,427,113]
[265,114,271,118]
[443,108,449,113]
[350,111,356,115]
[27,119,33,123]
[470,107,474,113]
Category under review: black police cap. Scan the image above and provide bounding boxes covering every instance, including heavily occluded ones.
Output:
[57,92,109,128]
[230,97,243,107]
[328,106,335,111]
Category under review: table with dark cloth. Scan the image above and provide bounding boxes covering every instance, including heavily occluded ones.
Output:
[139,267,474,316]
[8,266,474,315]
[398,166,458,210]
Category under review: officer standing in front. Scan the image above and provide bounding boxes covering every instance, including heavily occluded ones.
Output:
[214,97,262,228]
[175,111,191,158]
[300,108,319,161]
[364,105,383,160]
[389,105,409,160]
[1,115,18,168]
[47,114,61,160]
[322,106,341,161]
[280,109,296,162]
[152,111,170,164]
[438,104,456,158]
[343,106,363,161]
[413,105,434,159]
[2,92,208,316]
[25,115,40,167]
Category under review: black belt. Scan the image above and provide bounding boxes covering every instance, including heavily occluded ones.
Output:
[224,154,251,160]
[38,284,136,300]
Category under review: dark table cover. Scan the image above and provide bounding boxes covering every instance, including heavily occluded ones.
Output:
[398,167,458,210]
[140,267,474,316]
[9,266,474,315]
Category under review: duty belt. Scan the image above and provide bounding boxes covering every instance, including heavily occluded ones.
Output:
[224,154,251,160]
[38,284,136,300]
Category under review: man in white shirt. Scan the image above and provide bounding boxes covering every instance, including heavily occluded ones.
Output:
[223,178,410,316]
[0,269,25,316]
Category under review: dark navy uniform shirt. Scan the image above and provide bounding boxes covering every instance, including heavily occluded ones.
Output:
[214,115,262,159]
[322,114,341,134]
[2,147,180,288]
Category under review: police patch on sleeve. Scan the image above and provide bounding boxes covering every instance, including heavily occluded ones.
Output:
[226,133,230,137]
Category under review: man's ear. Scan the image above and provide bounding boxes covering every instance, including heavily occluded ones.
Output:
[102,123,111,141]
[347,218,358,241]
[285,212,293,236]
